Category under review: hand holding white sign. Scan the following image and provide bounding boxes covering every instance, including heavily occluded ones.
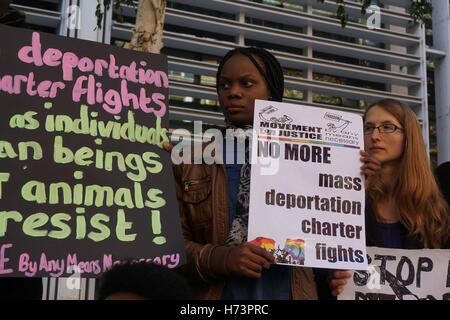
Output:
[226,242,276,278]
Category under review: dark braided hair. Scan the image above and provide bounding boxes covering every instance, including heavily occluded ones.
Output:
[216,47,284,102]
[97,261,193,300]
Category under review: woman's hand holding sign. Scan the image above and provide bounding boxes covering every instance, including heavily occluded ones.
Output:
[226,242,276,278]
[329,269,352,296]
[360,150,381,190]
[162,141,173,153]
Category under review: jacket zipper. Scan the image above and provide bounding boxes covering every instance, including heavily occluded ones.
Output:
[184,177,211,191]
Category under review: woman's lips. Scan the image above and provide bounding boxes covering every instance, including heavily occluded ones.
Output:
[370,146,385,152]
[226,105,244,113]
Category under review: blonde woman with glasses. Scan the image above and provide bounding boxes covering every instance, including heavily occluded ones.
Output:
[329,98,450,297]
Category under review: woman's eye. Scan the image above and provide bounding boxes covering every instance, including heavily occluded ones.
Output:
[242,80,253,87]
[219,82,229,90]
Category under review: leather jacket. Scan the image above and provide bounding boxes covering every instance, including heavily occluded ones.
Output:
[172,158,318,300]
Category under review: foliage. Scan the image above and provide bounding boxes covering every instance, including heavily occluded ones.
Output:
[316,0,432,28]
[95,0,136,29]
[407,0,432,25]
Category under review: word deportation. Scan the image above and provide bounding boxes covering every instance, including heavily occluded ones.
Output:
[265,188,361,215]
[0,32,168,115]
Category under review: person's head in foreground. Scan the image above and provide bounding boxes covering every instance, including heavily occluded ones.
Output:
[97,261,193,300]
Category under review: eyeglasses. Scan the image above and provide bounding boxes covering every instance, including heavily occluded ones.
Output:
[363,123,404,135]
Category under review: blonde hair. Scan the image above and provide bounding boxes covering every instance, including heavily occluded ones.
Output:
[364,99,449,248]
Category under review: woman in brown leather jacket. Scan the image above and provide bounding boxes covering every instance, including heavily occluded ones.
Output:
[168,47,380,300]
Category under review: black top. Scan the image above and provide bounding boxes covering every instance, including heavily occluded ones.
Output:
[365,201,450,249]
[375,221,407,249]
[315,200,449,300]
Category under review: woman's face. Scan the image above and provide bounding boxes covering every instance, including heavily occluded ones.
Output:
[364,105,405,164]
[217,53,271,126]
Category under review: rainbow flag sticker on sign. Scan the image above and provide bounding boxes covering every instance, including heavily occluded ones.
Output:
[250,237,305,266]
[284,238,305,265]
[250,237,275,251]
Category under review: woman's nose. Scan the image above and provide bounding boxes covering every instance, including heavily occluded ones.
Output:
[228,83,242,97]
[370,128,381,140]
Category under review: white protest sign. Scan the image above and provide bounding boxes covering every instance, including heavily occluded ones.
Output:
[339,246,450,300]
[247,100,367,270]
